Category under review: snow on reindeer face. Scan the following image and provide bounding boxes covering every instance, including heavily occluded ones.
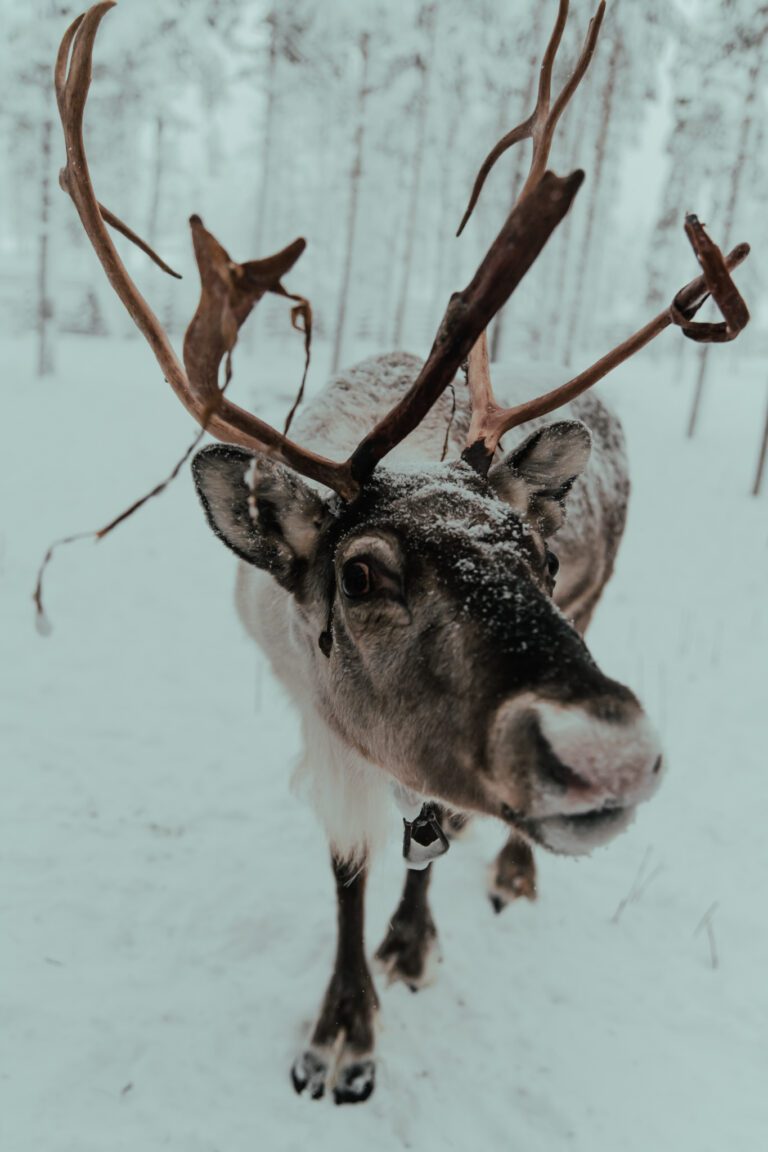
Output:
[192,441,663,856]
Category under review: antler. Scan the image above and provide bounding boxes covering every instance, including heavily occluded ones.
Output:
[452,0,750,473]
[462,221,750,470]
[56,3,359,499]
[348,170,584,484]
[457,0,606,237]
[55,2,586,502]
[57,2,750,509]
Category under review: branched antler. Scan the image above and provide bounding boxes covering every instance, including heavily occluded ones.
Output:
[462,220,750,471]
[53,2,586,506]
[45,0,752,622]
[457,0,606,236]
[56,3,350,495]
[349,170,584,483]
[450,1,750,474]
[669,215,750,342]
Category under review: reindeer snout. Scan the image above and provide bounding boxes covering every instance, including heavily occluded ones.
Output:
[534,702,662,805]
[492,695,664,813]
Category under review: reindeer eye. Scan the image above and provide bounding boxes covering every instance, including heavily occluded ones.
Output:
[546,550,560,579]
[341,560,372,599]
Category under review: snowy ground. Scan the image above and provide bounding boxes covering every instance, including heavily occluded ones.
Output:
[3,331,767,1151]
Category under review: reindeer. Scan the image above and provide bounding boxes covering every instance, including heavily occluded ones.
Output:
[55,1,749,1106]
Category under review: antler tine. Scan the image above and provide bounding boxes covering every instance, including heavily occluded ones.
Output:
[56,4,181,278]
[534,0,570,126]
[57,3,191,394]
[457,0,605,236]
[529,1,606,197]
[349,170,584,485]
[56,3,359,500]
[346,5,609,485]
[461,222,751,471]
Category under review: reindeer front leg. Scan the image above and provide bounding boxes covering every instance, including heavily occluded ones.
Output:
[291,854,378,1104]
[488,831,537,911]
[375,864,439,990]
[375,805,468,989]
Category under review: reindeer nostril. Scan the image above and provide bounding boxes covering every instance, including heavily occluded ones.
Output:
[652,755,663,775]
[541,755,591,792]
[526,710,592,792]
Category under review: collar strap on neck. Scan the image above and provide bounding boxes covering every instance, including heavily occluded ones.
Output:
[402,802,450,870]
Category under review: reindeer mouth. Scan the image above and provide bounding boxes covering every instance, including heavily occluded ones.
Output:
[510,803,635,856]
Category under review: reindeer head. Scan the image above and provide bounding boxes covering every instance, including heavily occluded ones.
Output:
[191,422,662,854]
[52,2,749,855]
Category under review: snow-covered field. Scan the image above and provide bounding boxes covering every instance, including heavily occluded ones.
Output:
[3,332,767,1151]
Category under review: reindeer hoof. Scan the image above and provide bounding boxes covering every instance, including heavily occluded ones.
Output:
[375,919,440,991]
[291,1048,329,1100]
[488,870,537,912]
[291,1047,376,1104]
[488,874,537,910]
[333,1057,376,1105]
[488,835,537,912]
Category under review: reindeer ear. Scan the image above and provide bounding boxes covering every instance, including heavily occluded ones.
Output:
[191,445,329,590]
[489,420,591,536]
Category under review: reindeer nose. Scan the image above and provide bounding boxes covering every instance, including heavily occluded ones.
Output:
[532,701,663,803]
[492,697,664,807]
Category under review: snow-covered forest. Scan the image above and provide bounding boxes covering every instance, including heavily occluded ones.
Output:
[3,1,768,405]
[3,0,767,1148]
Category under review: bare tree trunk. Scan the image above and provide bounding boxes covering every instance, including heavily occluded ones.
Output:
[331,34,369,374]
[488,89,530,363]
[646,157,689,310]
[752,388,768,497]
[429,60,465,340]
[381,191,406,345]
[146,114,165,248]
[242,11,279,359]
[37,117,54,378]
[686,345,708,438]
[687,42,763,438]
[561,35,621,366]
[547,75,593,357]
[392,6,437,349]
[489,5,544,364]
[254,11,278,255]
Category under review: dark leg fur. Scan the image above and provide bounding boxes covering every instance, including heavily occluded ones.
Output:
[374,805,470,988]
[489,832,537,912]
[291,855,378,1105]
[375,863,439,990]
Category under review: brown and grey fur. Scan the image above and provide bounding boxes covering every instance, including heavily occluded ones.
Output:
[192,352,661,1104]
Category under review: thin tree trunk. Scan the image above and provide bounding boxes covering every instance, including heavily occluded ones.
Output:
[253,11,278,255]
[687,41,763,438]
[562,35,621,366]
[547,73,594,357]
[146,114,165,248]
[392,6,437,349]
[752,387,768,497]
[37,117,53,378]
[331,33,369,374]
[488,88,530,363]
[686,346,708,438]
[381,192,406,345]
[646,158,688,310]
[490,5,544,364]
[244,12,278,358]
[429,61,465,340]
